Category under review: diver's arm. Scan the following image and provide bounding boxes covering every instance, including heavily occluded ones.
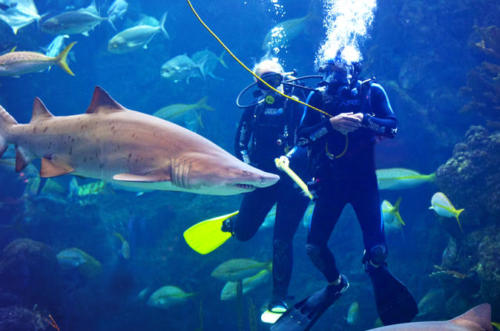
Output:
[296,92,333,146]
[361,83,398,137]
[234,107,253,163]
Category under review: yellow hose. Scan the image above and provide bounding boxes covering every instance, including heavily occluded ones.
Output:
[275,156,313,200]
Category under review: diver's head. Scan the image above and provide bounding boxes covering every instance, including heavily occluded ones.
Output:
[319,48,361,87]
[253,59,284,92]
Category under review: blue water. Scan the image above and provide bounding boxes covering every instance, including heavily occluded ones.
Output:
[0,0,498,330]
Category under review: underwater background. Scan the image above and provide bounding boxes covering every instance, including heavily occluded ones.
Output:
[0,0,499,330]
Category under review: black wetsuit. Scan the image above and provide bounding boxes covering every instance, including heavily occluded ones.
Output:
[233,92,310,301]
[297,80,397,283]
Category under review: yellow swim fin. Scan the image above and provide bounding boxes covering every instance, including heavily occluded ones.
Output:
[183,210,239,255]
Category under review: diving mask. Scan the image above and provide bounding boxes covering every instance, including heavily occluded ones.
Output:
[257,72,283,90]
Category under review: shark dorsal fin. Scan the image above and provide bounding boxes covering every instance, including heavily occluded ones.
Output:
[30,98,54,123]
[86,86,125,114]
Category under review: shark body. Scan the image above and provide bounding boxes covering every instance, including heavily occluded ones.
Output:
[0,87,279,195]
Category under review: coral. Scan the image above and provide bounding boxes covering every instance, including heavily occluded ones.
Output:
[0,239,62,310]
[436,126,500,315]
[436,126,500,227]
[460,25,500,126]
[475,227,500,304]
[0,306,51,331]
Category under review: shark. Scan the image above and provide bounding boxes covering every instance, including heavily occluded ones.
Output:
[367,303,492,331]
[0,86,280,195]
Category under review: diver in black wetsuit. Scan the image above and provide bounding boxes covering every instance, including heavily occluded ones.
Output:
[271,52,417,331]
[224,60,310,317]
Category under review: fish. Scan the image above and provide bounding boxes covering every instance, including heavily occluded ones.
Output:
[416,288,445,318]
[160,54,204,84]
[56,247,102,277]
[429,265,468,280]
[107,12,168,54]
[429,192,464,231]
[262,14,310,53]
[113,232,130,259]
[41,0,113,36]
[220,269,270,301]
[153,97,213,129]
[44,34,70,58]
[191,49,227,80]
[347,301,360,325]
[0,0,40,34]
[366,303,492,331]
[68,177,107,198]
[381,198,405,232]
[0,86,279,196]
[376,168,436,190]
[211,258,272,282]
[107,0,127,23]
[0,42,75,77]
[147,285,195,309]
[262,203,314,229]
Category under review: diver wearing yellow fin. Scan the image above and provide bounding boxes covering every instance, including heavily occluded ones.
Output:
[184,59,311,320]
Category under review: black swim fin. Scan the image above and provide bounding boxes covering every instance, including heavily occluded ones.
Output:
[271,276,348,331]
[367,266,418,325]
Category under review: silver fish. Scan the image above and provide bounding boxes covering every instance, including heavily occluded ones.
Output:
[107,0,127,23]
[160,54,203,84]
[44,34,69,58]
[0,87,279,195]
[191,49,227,80]
[107,12,168,54]
[41,0,113,36]
[0,0,40,34]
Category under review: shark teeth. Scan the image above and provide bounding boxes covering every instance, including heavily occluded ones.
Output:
[235,184,255,190]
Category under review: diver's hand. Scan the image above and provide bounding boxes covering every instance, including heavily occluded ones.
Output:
[329,112,362,135]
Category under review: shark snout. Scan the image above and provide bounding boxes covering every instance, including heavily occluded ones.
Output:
[256,172,280,188]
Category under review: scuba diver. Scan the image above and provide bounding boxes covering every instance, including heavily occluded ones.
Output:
[271,50,418,330]
[184,59,311,321]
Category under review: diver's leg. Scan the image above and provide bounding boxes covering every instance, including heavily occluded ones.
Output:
[306,189,346,283]
[272,179,310,304]
[351,174,418,325]
[350,173,386,257]
[231,184,278,241]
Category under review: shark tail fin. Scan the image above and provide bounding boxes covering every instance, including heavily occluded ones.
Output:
[183,211,239,255]
[0,105,17,158]
[56,41,76,76]
[196,97,214,111]
[393,197,405,226]
[455,208,465,232]
[159,12,169,39]
[451,304,492,331]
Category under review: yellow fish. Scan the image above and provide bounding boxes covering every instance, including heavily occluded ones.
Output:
[0,42,75,77]
[376,168,435,190]
[381,198,405,231]
[347,301,360,325]
[429,192,464,232]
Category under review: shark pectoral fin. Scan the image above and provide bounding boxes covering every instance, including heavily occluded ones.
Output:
[113,172,171,183]
[15,147,32,172]
[40,158,74,177]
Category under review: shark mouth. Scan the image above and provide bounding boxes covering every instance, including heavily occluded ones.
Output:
[234,183,256,190]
